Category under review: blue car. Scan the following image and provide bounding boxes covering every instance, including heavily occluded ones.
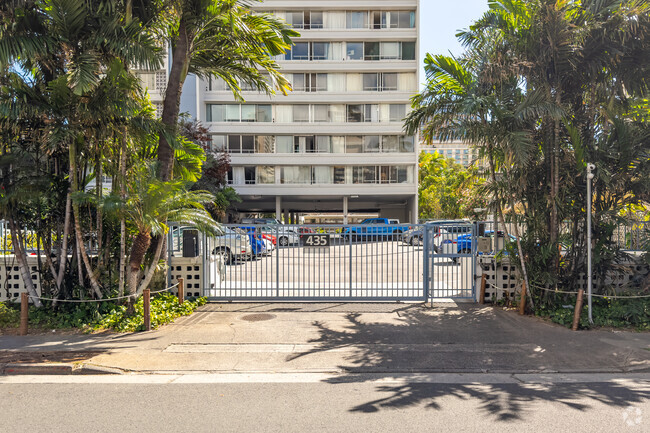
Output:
[237,226,267,257]
[441,230,516,255]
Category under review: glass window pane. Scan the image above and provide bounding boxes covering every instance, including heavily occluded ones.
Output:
[347,105,363,122]
[257,166,275,184]
[382,73,398,90]
[225,105,240,122]
[399,136,415,152]
[310,11,323,29]
[293,73,305,91]
[313,105,329,122]
[255,136,275,153]
[244,166,256,184]
[346,136,363,153]
[289,12,304,29]
[364,42,380,60]
[293,105,309,122]
[346,42,363,60]
[381,42,400,59]
[292,42,309,60]
[228,135,241,153]
[389,104,406,121]
[329,105,345,122]
[382,136,399,153]
[333,167,346,184]
[316,73,327,91]
[210,135,225,152]
[312,166,332,184]
[363,166,377,183]
[312,42,329,60]
[365,104,379,122]
[315,136,330,152]
[256,105,272,122]
[401,42,416,60]
[346,11,367,28]
[363,73,379,91]
[397,11,414,28]
[372,12,382,29]
[364,136,380,152]
[241,135,254,153]
[208,104,224,122]
[276,136,292,153]
[332,136,345,153]
[241,105,255,122]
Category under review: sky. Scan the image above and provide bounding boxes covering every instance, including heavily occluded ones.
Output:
[418,0,490,82]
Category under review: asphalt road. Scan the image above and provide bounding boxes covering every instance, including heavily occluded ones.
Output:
[1,373,648,432]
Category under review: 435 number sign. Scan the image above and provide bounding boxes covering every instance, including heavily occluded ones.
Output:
[300,233,330,248]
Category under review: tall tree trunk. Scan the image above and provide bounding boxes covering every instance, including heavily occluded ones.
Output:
[9,216,42,308]
[118,130,127,298]
[137,235,165,296]
[158,19,191,181]
[96,152,103,267]
[69,135,103,298]
[127,232,151,297]
[55,193,72,291]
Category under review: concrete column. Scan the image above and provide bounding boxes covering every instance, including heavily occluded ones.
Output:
[275,196,282,222]
[411,196,419,224]
[343,196,349,225]
[283,209,289,225]
[291,212,297,225]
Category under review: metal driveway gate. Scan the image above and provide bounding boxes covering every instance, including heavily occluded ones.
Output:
[167,223,477,302]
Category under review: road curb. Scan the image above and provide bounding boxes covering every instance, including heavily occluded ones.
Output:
[1,362,124,376]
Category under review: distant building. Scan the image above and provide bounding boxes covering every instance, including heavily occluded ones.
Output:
[420,141,481,168]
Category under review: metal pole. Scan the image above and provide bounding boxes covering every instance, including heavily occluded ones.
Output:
[586,163,595,324]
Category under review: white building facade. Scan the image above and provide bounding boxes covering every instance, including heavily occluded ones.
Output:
[181,0,420,223]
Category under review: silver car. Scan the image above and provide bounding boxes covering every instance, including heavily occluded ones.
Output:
[212,227,253,264]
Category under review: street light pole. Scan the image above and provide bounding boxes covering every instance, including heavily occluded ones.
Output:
[586,163,595,324]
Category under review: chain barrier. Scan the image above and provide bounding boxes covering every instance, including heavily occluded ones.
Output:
[487,282,650,299]
[26,282,180,303]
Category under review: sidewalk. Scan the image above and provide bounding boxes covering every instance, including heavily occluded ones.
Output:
[2,302,650,374]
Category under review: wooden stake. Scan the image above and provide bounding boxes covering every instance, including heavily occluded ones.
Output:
[479,274,487,304]
[519,281,527,315]
[177,277,184,305]
[19,292,28,336]
[143,289,151,332]
[572,289,585,331]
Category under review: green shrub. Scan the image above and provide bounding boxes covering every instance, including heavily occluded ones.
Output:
[0,302,20,328]
[0,293,207,333]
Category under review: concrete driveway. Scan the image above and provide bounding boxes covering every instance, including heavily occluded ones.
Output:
[2,302,649,374]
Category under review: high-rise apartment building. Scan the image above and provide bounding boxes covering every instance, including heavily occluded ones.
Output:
[179,0,420,223]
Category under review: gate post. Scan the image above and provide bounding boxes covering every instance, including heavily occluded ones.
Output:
[423,225,430,304]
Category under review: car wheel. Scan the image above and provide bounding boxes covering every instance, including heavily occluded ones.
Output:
[214,248,233,265]
[409,237,418,246]
[279,236,289,246]
[460,248,471,254]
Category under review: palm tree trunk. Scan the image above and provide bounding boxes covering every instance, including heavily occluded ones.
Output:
[8,216,42,308]
[56,193,71,291]
[137,235,165,296]
[118,131,127,298]
[69,135,103,298]
[127,232,151,297]
[158,18,191,181]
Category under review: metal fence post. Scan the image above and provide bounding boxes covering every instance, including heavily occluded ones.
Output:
[423,225,430,304]
[349,227,353,298]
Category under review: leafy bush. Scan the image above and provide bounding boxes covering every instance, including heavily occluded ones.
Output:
[0,294,207,333]
[0,302,20,328]
[536,295,650,331]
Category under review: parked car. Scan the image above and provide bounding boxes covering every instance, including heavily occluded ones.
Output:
[440,230,516,263]
[236,226,267,257]
[401,220,472,248]
[259,225,300,246]
[211,227,255,264]
[342,218,409,240]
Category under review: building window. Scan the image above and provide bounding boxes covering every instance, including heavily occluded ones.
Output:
[346,42,363,60]
[281,166,311,184]
[206,104,272,122]
[293,73,327,92]
[244,166,256,184]
[346,11,368,29]
[312,166,333,184]
[389,104,406,122]
[362,73,397,91]
[256,166,275,184]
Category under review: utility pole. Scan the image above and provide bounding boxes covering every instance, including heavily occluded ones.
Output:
[586,163,595,324]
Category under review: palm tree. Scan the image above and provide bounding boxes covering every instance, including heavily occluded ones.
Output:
[104,162,220,297]
[156,0,298,181]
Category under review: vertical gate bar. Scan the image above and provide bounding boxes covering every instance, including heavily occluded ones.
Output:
[349,227,353,298]
[276,225,279,298]
[423,225,429,303]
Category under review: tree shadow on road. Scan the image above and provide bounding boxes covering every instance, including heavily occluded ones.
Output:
[285,303,650,421]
